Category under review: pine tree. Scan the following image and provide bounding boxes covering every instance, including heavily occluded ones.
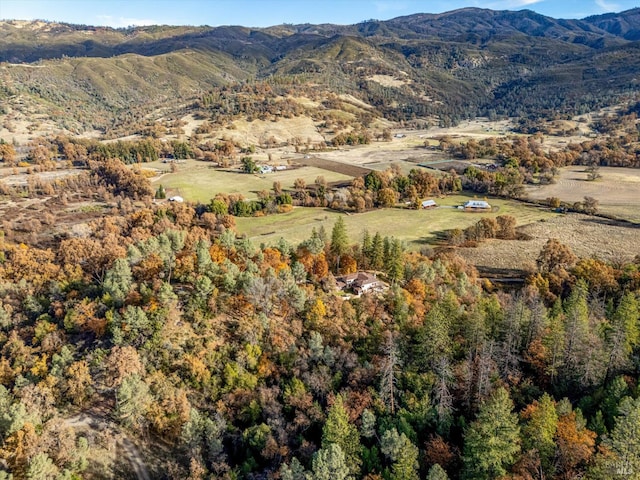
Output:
[462,387,521,480]
[102,258,132,306]
[25,453,58,479]
[521,393,558,477]
[155,184,166,199]
[561,279,592,387]
[330,217,349,274]
[322,394,362,476]
[370,232,385,270]
[312,443,350,480]
[280,457,307,480]
[418,300,452,369]
[605,396,640,479]
[543,299,565,384]
[426,464,449,480]
[381,429,420,480]
[361,229,372,269]
[606,292,639,378]
[386,238,404,283]
[115,374,150,431]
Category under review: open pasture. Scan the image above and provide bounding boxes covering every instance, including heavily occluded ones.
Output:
[525,166,640,222]
[235,194,557,249]
[459,213,640,274]
[146,159,353,203]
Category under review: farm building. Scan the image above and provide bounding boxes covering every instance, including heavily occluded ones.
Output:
[421,199,437,209]
[462,200,491,210]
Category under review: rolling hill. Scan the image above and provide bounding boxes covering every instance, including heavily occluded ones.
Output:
[1,7,639,138]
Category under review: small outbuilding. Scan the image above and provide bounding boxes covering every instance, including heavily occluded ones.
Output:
[421,199,437,209]
[462,200,491,211]
[168,196,184,203]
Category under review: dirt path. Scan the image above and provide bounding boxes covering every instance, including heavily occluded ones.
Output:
[64,413,151,480]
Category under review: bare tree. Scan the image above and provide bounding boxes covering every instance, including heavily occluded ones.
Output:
[380,331,401,414]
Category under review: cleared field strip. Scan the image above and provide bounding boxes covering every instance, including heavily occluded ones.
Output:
[297,155,373,177]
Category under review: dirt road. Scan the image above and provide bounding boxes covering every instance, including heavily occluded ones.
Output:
[64,413,151,480]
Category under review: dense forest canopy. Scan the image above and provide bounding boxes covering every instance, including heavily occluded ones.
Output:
[0,168,639,477]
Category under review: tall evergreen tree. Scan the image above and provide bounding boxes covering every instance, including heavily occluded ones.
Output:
[312,444,350,480]
[115,374,150,431]
[606,292,639,378]
[370,232,385,270]
[381,429,420,480]
[330,217,349,274]
[426,464,449,480]
[102,257,132,306]
[322,395,362,476]
[603,396,640,479]
[386,238,405,283]
[361,229,372,270]
[521,393,558,478]
[561,279,592,386]
[462,387,521,480]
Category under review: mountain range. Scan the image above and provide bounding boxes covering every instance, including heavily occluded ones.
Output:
[1,7,639,136]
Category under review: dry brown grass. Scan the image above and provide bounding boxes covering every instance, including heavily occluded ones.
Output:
[525,166,640,222]
[458,213,640,273]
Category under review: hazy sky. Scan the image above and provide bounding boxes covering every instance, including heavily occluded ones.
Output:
[1,0,637,28]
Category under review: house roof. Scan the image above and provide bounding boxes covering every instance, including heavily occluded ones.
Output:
[336,271,379,286]
[335,271,388,295]
[421,199,437,207]
[464,200,490,208]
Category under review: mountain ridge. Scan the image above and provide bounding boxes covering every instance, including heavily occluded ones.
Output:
[1,8,640,138]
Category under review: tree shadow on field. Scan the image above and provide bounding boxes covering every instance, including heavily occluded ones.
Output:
[429,230,453,243]
[580,217,640,229]
[475,265,528,281]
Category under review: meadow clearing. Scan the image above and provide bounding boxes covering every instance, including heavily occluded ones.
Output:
[146,159,352,203]
[525,166,640,223]
[234,194,557,249]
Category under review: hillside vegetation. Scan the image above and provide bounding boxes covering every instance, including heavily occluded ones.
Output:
[1,8,640,137]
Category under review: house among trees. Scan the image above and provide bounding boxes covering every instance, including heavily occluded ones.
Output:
[421,199,437,209]
[461,199,491,211]
[335,271,388,295]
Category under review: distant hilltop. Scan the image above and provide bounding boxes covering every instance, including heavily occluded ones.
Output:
[1,7,639,136]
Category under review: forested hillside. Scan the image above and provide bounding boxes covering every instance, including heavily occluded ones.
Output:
[0,159,638,478]
[1,8,640,136]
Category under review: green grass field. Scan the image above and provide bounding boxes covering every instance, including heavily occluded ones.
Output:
[146,160,353,202]
[236,194,558,249]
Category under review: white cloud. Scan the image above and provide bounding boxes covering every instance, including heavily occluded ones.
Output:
[595,0,620,12]
[96,15,157,28]
[500,0,544,7]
